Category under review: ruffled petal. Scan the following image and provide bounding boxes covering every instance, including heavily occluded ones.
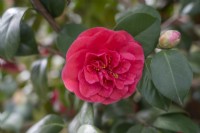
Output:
[102,98,119,105]
[62,50,87,92]
[78,27,109,38]
[78,70,101,97]
[120,52,135,61]
[89,94,105,103]
[66,37,89,60]
[114,60,131,74]
[84,67,99,84]
[108,51,120,68]
[98,87,113,98]
[114,79,124,90]
[110,87,128,100]
[120,42,144,61]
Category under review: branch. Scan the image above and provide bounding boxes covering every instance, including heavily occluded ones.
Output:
[31,0,60,33]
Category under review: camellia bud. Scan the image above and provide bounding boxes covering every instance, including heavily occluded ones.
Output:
[158,30,181,49]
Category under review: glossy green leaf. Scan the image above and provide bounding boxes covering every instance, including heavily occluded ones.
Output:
[151,50,193,105]
[115,4,161,56]
[0,7,28,59]
[26,114,64,133]
[68,102,94,133]
[127,124,159,133]
[159,104,187,116]
[111,121,133,133]
[138,58,171,110]
[153,114,199,133]
[40,0,66,17]
[16,21,38,56]
[56,23,86,54]
[30,59,48,99]
[181,0,200,15]
[77,125,102,133]
[1,112,24,132]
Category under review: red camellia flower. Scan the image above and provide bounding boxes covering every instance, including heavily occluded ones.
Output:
[62,27,144,104]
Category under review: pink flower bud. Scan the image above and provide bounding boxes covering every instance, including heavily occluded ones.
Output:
[158,30,181,49]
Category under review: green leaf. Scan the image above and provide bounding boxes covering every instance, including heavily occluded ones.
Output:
[26,114,64,133]
[40,0,66,17]
[153,114,199,133]
[114,4,161,56]
[0,7,29,60]
[16,21,38,56]
[151,50,193,105]
[138,58,171,110]
[77,125,102,133]
[30,59,48,100]
[0,76,17,97]
[127,124,159,133]
[111,121,133,133]
[181,0,200,15]
[159,104,187,116]
[1,112,24,132]
[68,102,94,133]
[56,23,86,54]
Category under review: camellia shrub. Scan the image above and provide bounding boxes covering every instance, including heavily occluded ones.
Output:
[0,0,200,133]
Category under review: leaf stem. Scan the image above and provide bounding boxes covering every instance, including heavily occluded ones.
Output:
[30,0,60,33]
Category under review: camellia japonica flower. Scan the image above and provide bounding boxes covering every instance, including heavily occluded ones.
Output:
[62,27,144,104]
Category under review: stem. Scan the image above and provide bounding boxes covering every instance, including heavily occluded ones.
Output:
[161,16,179,29]
[30,0,60,33]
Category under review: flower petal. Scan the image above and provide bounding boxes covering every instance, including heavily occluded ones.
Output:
[78,27,109,38]
[110,87,128,100]
[102,98,119,105]
[114,79,124,90]
[66,37,89,60]
[78,71,101,97]
[84,67,99,84]
[114,60,131,74]
[98,88,113,98]
[90,95,105,103]
[62,50,87,92]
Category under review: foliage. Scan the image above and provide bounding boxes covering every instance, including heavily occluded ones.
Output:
[0,0,200,133]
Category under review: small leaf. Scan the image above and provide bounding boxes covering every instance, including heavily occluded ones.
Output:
[26,114,64,133]
[0,7,29,59]
[30,59,48,99]
[40,0,66,17]
[56,23,86,54]
[115,4,161,56]
[16,21,38,56]
[138,58,171,110]
[77,125,102,133]
[153,114,199,133]
[68,102,94,133]
[151,50,193,105]
[127,124,159,133]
